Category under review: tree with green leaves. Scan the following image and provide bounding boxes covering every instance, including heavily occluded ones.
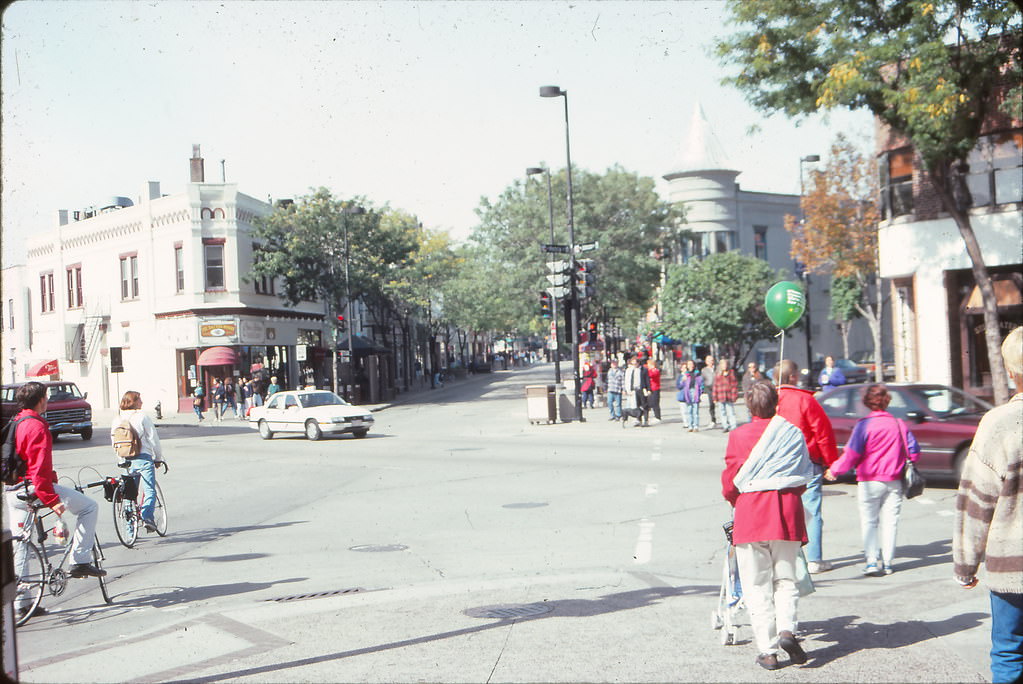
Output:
[717,0,1021,402]
[471,165,682,340]
[829,275,862,360]
[661,251,785,365]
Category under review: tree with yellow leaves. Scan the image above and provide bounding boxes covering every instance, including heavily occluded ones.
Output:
[785,135,885,380]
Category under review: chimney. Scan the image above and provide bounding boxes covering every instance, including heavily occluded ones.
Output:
[190,144,205,183]
[146,181,161,201]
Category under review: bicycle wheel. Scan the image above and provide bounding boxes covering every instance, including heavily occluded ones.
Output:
[13,540,46,627]
[112,487,138,548]
[152,481,168,536]
[92,540,113,604]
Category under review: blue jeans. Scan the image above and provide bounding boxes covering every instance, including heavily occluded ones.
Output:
[129,454,158,523]
[801,464,824,563]
[991,591,1023,683]
[581,389,594,408]
[719,401,737,430]
[608,392,622,419]
[686,402,700,428]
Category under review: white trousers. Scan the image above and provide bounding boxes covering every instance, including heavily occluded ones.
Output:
[734,540,801,655]
[856,479,903,567]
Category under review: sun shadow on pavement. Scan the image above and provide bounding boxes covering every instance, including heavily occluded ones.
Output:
[148,520,309,545]
[797,612,988,669]
[174,583,717,683]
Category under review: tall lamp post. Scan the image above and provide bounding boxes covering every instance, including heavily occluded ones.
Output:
[341,203,365,402]
[526,165,562,384]
[540,84,582,422]
[799,154,820,381]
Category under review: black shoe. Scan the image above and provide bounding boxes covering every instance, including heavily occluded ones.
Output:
[69,563,107,578]
[17,604,47,620]
[143,518,157,532]
[756,653,780,670]
[779,631,807,664]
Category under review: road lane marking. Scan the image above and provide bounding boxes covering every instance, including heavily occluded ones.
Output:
[634,518,655,564]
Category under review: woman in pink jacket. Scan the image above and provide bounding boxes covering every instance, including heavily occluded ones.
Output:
[825,384,920,577]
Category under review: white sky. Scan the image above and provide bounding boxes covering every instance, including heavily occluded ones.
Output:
[1,0,872,264]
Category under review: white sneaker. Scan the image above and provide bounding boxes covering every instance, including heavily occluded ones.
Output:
[651,417,662,424]
[807,560,833,574]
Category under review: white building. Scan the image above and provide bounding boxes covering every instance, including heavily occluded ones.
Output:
[662,103,878,371]
[3,146,332,414]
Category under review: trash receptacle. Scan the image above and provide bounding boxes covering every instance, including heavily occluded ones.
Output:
[557,385,577,423]
[525,384,557,424]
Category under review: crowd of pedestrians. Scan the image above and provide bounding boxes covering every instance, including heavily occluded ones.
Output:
[191,375,270,423]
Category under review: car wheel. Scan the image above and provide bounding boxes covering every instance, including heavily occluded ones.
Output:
[258,420,274,440]
[305,420,322,441]
[954,445,970,482]
[353,429,368,439]
[80,427,93,441]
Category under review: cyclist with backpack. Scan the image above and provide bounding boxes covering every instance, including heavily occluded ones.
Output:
[109,391,165,532]
[3,382,105,618]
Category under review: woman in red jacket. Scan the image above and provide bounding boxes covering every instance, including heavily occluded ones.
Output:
[721,380,813,670]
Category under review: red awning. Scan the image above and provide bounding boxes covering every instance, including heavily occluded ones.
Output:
[27,359,60,377]
[197,346,240,366]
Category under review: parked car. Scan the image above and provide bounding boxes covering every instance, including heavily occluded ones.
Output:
[1,381,94,440]
[248,389,374,441]
[817,383,993,479]
[851,350,896,381]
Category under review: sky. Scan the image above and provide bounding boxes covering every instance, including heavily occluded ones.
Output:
[1,0,873,265]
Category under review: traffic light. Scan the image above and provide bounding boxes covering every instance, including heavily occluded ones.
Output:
[336,314,347,332]
[587,321,598,341]
[575,259,596,299]
[539,291,552,319]
[546,260,572,300]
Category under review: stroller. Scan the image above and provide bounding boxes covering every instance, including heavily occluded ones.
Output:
[711,520,747,645]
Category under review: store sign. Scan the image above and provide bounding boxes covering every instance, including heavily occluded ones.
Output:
[240,320,266,344]
[296,345,307,362]
[199,319,239,343]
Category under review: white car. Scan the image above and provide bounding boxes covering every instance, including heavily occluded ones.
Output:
[248,390,374,440]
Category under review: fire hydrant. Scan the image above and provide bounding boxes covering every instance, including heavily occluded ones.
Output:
[154,400,163,420]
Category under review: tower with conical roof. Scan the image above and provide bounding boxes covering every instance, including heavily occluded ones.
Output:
[663,102,741,256]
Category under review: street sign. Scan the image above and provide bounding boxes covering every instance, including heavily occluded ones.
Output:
[547,286,570,298]
[574,241,599,253]
[542,244,572,254]
[546,274,570,286]
[337,350,352,361]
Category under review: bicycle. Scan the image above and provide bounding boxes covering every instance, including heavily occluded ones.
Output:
[108,462,168,548]
[9,478,113,627]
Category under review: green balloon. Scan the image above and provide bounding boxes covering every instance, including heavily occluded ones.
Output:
[765,281,806,329]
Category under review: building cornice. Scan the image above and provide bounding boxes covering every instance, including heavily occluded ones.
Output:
[155,306,324,322]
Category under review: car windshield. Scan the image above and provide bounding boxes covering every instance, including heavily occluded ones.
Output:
[298,392,348,409]
[47,384,83,401]
[906,386,992,417]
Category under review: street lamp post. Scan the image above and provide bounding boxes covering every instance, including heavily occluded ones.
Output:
[799,154,820,381]
[540,85,583,422]
[342,204,365,402]
[526,165,562,384]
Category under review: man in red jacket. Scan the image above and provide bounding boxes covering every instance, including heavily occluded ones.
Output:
[4,382,104,618]
[774,359,838,574]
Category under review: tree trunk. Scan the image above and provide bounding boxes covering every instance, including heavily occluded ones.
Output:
[839,321,850,359]
[854,275,885,383]
[930,168,1009,404]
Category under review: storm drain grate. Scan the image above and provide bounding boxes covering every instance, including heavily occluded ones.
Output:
[348,544,409,553]
[463,603,554,619]
[266,588,364,603]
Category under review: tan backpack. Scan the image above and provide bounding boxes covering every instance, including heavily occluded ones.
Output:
[112,419,141,461]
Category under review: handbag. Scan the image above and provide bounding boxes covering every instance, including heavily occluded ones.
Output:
[795,548,815,597]
[895,417,926,498]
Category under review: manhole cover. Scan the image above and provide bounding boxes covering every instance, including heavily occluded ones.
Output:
[502,502,548,509]
[464,602,553,619]
[266,588,363,602]
[348,544,409,553]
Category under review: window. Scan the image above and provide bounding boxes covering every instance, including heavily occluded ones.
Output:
[965,129,1023,207]
[40,272,55,313]
[879,148,914,219]
[66,265,83,309]
[252,243,275,294]
[204,240,225,290]
[174,245,185,292]
[753,226,768,260]
[119,255,139,300]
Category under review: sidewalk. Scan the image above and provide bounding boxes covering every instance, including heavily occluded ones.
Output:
[91,367,506,429]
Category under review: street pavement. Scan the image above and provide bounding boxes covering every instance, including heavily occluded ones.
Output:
[10,364,992,683]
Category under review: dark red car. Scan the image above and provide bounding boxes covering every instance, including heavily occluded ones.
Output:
[817,383,993,479]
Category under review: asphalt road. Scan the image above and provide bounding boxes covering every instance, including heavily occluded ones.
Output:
[10,364,992,683]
